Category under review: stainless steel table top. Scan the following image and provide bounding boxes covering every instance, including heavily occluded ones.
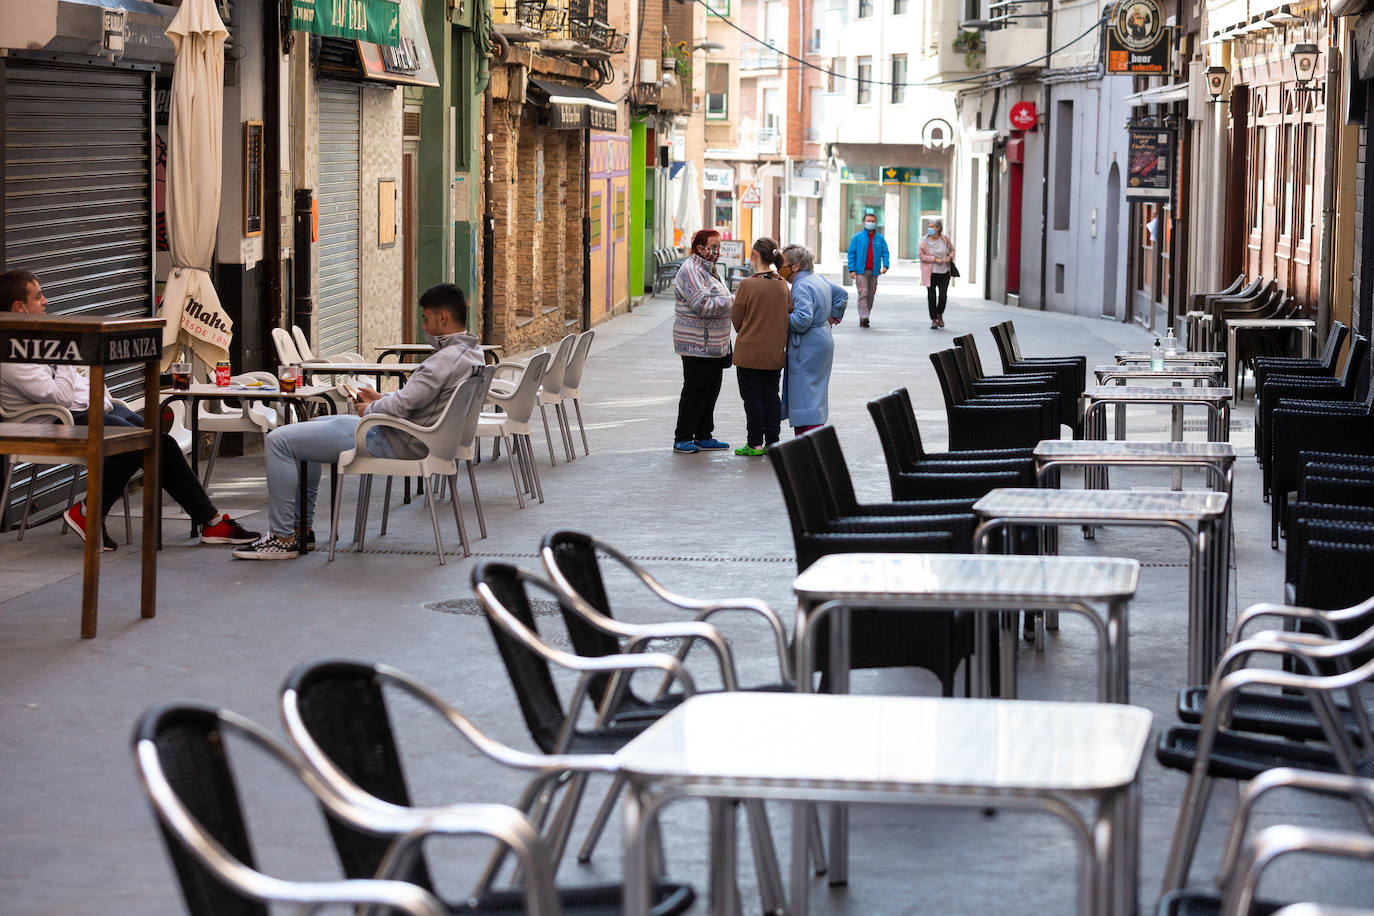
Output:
[974,487,1229,520]
[160,384,335,398]
[1086,385,1233,402]
[792,553,1139,603]
[1094,365,1222,378]
[301,361,418,374]
[1225,318,1316,328]
[1115,350,1225,363]
[1034,440,1236,460]
[616,693,1153,792]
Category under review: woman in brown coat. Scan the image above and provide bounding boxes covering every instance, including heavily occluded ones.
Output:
[730,237,791,455]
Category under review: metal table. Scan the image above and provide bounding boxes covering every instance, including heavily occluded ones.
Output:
[973,488,1230,686]
[300,361,417,389]
[1093,364,1224,386]
[1084,385,1233,444]
[159,384,336,547]
[376,342,503,364]
[1225,318,1316,397]
[618,692,1153,916]
[1034,439,1236,502]
[1115,350,1224,367]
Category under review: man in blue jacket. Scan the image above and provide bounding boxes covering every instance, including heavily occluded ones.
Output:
[846,214,889,327]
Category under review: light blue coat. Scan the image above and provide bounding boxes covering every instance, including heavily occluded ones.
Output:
[781,270,848,428]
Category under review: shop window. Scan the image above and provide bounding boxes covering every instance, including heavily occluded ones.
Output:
[1301,123,1314,242]
[713,191,735,232]
[706,63,729,119]
[589,193,603,249]
[828,57,846,94]
[856,57,872,105]
[891,55,907,104]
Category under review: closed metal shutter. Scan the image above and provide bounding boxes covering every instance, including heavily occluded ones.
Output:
[316,83,361,357]
[0,59,154,528]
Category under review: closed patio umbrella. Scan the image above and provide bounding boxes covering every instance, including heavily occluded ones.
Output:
[157,0,233,373]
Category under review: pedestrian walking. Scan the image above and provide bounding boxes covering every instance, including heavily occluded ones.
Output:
[780,244,847,434]
[846,213,889,328]
[730,238,790,456]
[919,219,955,329]
[671,228,733,455]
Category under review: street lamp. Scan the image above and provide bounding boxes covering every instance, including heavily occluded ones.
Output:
[694,41,724,52]
[1291,42,1320,91]
[1205,65,1231,103]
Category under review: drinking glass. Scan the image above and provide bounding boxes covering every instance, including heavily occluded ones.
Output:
[171,361,192,391]
[278,365,298,394]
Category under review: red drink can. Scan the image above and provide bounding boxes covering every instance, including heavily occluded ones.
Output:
[215,360,231,387]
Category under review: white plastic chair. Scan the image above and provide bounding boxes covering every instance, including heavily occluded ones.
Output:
[534,334,577,465]
[328,369,492,564]
[560,329,594,456]
[197,371,281,488]
[478,351,550,506]
[0,401,132,543]
[271,327,302,366]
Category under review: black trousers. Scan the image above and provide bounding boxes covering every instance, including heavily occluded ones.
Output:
[927,272,951,319]
[74,403,217,524]
[736,366,782,447]
[674,353,732,442]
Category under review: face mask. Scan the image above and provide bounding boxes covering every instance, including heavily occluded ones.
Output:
[928,228,938,237]
[699,247,721,263]
[778,264,794,281]
[864,221,876,230]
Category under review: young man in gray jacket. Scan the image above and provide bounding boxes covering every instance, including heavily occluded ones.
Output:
[234,283,484,559]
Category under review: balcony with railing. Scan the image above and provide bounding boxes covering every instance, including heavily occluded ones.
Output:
[756,126,781,154]
[493,0,627,56]
[739,48,782,72]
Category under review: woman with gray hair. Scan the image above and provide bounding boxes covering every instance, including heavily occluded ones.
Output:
[778,244,847,433]
[918,219,955,329]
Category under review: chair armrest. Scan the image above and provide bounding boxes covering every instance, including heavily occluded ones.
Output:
[1223,826,1374,916]
[1232,602,1342,643]
[1217,768,1374,890]
[352,412,436,451]
[4,402,75,424]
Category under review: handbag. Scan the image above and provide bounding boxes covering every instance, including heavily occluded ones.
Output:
[948,261,961,279]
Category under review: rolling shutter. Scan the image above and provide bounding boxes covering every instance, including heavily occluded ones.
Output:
[1,58,154,528]
[316,83,361,357]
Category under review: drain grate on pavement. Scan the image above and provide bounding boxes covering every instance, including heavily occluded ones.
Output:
[425,597,561,617]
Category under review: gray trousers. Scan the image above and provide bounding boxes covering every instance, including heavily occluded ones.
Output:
[855,274,879,318]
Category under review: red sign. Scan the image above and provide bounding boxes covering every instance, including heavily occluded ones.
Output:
[1009,101,1038,131]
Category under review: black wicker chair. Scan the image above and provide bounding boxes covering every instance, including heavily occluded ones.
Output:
[1257,335,1369,479]
[1253,321,1349,394]
[989,320,1086,425]
[1266,391,1374,547]
[953,332,1087,435]
[279,658,697,916]
[1196,276,1266,350]
[767,433,976,695]
[1184,273,1245,348]
[930,349,1059,450]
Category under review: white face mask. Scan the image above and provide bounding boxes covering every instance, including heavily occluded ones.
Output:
[864,221,876,230]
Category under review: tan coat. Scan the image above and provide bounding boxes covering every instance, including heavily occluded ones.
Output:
[730,272,791,370]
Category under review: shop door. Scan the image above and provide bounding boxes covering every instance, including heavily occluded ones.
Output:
[0,58,154,527]
[316,84,362,356]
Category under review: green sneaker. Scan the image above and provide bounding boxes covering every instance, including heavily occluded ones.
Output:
[734,445,767,457]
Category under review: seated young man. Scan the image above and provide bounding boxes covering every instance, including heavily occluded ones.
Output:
[233,282,484,560]
[0,269,258,549]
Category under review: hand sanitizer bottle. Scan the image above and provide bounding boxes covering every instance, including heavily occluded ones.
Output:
[1165,326,1179,354]
[1151,337,1164,371]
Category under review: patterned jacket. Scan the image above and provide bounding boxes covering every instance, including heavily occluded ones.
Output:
[672,254,733,358]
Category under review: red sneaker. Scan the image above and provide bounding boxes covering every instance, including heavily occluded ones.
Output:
[62,503,116,551]
[199,514,260,545]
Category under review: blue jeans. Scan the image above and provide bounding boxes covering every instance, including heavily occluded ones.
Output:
[264,415,404,537]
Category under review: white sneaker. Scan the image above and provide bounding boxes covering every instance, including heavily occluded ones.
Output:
[231,534,300,560]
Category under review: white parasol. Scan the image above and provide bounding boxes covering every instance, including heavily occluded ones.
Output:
[158,0,233,373]
[675,160,702,244]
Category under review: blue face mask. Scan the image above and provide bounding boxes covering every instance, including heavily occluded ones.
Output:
[927,228,937,237]
[863,221,876,230]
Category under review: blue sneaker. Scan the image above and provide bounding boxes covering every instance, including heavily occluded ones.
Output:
[673,440,700,454]
[695,438,730,450]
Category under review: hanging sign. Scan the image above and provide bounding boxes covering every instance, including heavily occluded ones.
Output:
[1125,127,1175,201]
[1105,0,1171,74]
[290,0,401,47]
[1009,101,1038,131]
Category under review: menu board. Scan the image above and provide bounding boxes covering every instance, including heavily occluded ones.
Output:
[1126,127,1174,202]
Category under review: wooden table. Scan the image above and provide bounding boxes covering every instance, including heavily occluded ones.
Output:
[0,314,164,637]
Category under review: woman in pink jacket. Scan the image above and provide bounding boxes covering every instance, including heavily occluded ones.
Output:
[918,220,954,329]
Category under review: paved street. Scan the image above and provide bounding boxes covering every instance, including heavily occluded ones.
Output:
[1,268,1368,913]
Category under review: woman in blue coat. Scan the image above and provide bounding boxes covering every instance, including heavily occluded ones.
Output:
[779,244,848,433]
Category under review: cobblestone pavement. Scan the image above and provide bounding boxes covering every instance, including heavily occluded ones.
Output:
[2,269,1369,913]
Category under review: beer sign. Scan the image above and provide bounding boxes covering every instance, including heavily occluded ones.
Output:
[1106,0,1171,74]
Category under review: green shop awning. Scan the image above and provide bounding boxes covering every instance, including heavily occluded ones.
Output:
[290,0,400,47]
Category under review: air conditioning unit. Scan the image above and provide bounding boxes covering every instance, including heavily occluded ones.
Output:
[639,59,659,84]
